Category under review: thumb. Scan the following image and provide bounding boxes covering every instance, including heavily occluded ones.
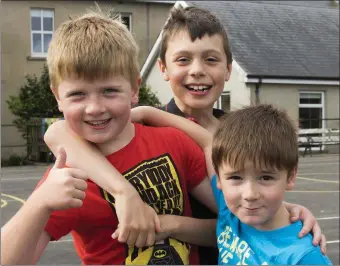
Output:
[53,147,67,169]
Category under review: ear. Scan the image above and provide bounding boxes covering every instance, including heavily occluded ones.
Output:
[286,167,297,191]
[158,58,169,81]
[51,86,63,112]
[131,76,141,105]
[225,63,232,82]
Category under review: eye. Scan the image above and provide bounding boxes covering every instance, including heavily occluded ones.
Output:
[259,175,275,181]
[228,175,242,180]
[68,91,85,98]
[206,57,218,62]
[103,88,118,95]
[176,57,190,64]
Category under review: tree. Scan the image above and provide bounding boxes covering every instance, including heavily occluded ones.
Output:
[6,64,62,140]
[138,83,161,107]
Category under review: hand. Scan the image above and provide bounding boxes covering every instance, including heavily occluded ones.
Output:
[112,189,161,248]
[155,215,176,242]
[35,147,88,211]
[289,205,327,254]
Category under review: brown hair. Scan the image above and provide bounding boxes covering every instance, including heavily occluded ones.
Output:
[47,10,139,91]
[212,104,299,177]
[159,6,233,65]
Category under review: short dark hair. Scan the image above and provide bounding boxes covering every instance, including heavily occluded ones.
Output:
[212,104,299,177]
[159,6,233,65]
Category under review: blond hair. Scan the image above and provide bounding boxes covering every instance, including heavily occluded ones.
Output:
[212,104,299,177]
[47,10,139,91]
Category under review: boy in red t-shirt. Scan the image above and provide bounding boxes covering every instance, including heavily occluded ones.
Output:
[1,10,217,265]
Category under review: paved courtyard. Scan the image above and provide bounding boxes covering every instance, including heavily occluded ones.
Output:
[1,154,339,264]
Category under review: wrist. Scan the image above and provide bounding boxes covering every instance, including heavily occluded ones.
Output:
[29,190,53,214]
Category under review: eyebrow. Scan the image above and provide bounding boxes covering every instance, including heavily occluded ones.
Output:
[172,49,222,56]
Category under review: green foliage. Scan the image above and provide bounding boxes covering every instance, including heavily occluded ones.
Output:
[138,83,161,107]
[1,154,27,167]
[6,64,62,139]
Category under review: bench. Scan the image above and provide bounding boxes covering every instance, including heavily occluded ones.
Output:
[298,128,340,156]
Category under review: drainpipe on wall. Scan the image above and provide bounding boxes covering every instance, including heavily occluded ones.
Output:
[146,3,150,53]
[255,77,262,104]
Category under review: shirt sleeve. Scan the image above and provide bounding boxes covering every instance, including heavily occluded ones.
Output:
[173,128,207,192]
[35,168,80,241]
[297,248,333,265]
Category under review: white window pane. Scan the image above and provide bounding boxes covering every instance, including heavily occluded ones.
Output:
[300,93,322,104]
[33,33,42,53]
[43,16,53,31]
[30,10,41,17]
[31,16,41,30]
[43,34,52,53]
[43,10,54,18]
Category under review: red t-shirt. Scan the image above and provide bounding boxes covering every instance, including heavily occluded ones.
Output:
[40,123,207,265]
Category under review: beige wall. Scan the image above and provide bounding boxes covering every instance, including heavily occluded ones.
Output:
[1,1,172,158]
[253,83,339,128]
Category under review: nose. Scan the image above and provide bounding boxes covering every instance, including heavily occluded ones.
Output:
[188,59,205,77]
[85,96,105,116]
[242,181,260,201]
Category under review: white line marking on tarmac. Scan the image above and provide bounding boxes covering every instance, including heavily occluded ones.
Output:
[317,216,339,220]
[296,176,339,184]
[287,191,339,193]
[299,162,339,166]
[298,173,339,175]
[326,240,339,244]
[1,177,41,181]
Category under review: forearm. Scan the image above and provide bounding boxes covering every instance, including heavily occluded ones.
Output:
[134,106,213,150]
[1,192,50,264]
[167,216,217,247]
[44,121,134,196]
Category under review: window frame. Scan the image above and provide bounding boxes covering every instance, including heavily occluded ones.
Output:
[120,12,132,31]
[30,8,54,58]
[299,90,325,151]
[217,91,230,111]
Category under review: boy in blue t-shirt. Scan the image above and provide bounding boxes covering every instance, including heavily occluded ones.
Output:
[130,104,332,265]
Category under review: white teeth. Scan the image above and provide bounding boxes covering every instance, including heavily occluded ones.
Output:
[188,85,210,91]
[87,120,108,126]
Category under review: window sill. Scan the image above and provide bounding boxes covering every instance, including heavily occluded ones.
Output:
[27,55,47,61]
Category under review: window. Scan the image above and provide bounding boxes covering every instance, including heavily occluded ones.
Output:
[299,91,325,129]
[30,9,54,57]
[120,13,132,31]
[218,92,230,112]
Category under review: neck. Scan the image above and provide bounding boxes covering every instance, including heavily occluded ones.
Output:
[173,97,220,133]
[255,204,291,231]
[97,122,135,156]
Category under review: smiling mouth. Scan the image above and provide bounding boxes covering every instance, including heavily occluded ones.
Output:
[85,119,111,127]
[184,85,212,92]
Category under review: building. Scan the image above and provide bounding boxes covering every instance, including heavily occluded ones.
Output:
[142,0,340,131]
[1,0,174,159]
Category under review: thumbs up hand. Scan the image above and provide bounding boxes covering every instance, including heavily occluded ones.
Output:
[36,147,88,212]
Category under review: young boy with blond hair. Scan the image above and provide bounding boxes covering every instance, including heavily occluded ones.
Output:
[1,10,219,265]
[43,4,326,265]
[129,104,332,265]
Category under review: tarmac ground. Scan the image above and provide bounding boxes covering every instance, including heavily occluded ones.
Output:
[1,153,339,264]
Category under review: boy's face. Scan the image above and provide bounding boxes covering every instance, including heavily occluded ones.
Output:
[159,30,231,111]
[217,160,296,230]
[54,75,139,145]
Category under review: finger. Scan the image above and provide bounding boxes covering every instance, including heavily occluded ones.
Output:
[311,222,322,246]
[134,226,148,248]
[145,227,156,247]
[69,198,83,209]
[125,227,139,247]
[72,189,86,200]
[53,147,67,169]
[67,169,88,181]
[112,228,120,239]
[117,225,130,244]
[74,179,88,191]
[320,234,327,255]
[298,217,313,238]
[289,206,300,222]
[154,213,161,233]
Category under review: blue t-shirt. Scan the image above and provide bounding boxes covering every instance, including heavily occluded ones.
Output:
[211,175,332,265]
